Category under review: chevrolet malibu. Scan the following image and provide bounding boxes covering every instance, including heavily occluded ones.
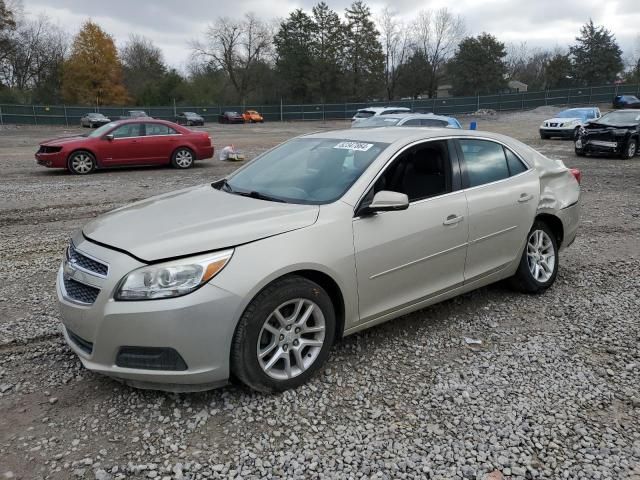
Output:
[57,128,580,392]
[36,119,214,174]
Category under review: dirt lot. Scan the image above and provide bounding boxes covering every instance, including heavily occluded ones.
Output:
[0,110,639,480]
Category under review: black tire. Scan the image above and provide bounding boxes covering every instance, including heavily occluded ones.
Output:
[575,148,586,157]
[67,150,96,175]
[621,138,637,159]
[231,275,336,392]
[171,147,194,169]
[509,220,559,294]
[573,127,580,139]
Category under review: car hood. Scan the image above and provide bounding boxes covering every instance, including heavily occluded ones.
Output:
[583,122,638,130]
[83,184,320,262]
[40,135,86,146]
[544,117,582,124]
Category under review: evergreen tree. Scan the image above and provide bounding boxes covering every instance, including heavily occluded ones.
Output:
[310,2,345,102]
[449,33,507,96]
[570,20,623,85]
[396,50,431,99]
[544,53,574,89]
[274,9,315,103]
[344,1,384,100]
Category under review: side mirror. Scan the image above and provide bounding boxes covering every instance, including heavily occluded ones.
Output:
[359,190,409,216]
[105,134,114,141]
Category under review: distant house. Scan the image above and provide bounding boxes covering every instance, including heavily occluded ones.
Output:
[507,80,528,93]
[436,84,453,98]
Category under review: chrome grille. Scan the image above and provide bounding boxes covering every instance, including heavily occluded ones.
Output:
[68,243,108,277]
[63,276,100,304]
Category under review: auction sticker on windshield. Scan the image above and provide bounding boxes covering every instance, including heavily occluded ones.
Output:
[333,141,374,151]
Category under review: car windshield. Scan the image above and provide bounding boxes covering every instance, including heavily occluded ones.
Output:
[222,138,388,204]
[597,111,640,126]
[354,110,375,119]
[87,122,118,137]
[557,109,591,119]
[228,112,240,116]
[353,117,401,128]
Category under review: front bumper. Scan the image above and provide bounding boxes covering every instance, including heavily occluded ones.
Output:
[575,138,623,154]
[56,235,243,391]
[35,151,67,168]
[539,128,576,138]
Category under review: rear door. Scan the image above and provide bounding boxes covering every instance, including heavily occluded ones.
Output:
[140,123,181,163]
[456,138,539,282]
[101,123,146,166]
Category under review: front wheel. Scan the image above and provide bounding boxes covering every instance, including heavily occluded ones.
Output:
[68,151,96,175]
[231,276,336,392]
[509,221,559,293]
[621,138,637,159]
[171,148,194,169]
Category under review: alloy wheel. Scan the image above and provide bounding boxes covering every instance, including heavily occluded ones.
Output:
[71,154,93,174]
[526,229,556,283]
[175,150,193,168]
[257,298,326,380]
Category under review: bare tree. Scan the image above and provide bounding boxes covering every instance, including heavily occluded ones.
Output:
[413,8,465,97]
[378,6,410,100]
[506,42,553,90]
[0,15,66,93]
[192,13,272,102]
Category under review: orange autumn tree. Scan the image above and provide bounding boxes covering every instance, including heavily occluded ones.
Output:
[62,20,129,105]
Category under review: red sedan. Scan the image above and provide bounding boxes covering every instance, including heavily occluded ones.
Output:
[35,119,214,174]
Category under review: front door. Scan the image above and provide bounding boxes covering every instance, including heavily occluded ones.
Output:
[353,139,469,323]
[101,122,146,166]
[456,138,539,282]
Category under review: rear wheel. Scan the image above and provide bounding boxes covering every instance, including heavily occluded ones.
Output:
[621,138,637,159]
[510,221,559,293]
[68,151,96,175]
[575,148,586,157]
[171,147,194,169]
[231,276,336,392]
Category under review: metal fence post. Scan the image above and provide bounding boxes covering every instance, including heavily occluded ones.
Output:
[63,104,68,126]
[544,89,548,106]
[589,87,592,103]
[32,105,37,125]
[521,93,524,110]
[476,94,480,111]
[280,98,283,122]
[0,104,3,126]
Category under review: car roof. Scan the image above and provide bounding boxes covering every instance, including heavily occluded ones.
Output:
[368,113,457,121]
[356,106,411,113]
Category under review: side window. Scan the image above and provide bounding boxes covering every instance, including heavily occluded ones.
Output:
[402,119,421,126]
[145,123,177,136]
[111,123,142,138]
[371,140,451,202]
[459,139,509,187]
[420,119,448,127]
[504,147,528,176]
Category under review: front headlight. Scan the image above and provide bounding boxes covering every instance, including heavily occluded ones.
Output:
[115,249,233,300]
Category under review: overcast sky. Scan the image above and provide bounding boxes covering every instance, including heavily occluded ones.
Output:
[21,0,640,70]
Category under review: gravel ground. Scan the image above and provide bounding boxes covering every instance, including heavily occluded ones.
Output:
[0,109,639,480]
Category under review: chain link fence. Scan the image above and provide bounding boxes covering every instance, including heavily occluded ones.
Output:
[1,83,639,126]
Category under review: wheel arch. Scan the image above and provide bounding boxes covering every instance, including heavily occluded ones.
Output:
[535,213,564,248]
[171,144,195,159]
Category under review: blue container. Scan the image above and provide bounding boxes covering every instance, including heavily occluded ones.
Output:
[469,121,477,130]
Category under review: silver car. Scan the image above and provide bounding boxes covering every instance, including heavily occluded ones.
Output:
[57,128,581,392]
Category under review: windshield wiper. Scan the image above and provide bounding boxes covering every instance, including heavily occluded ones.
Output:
[236,190,286,203]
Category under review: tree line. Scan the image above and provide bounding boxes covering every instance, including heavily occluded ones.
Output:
[0,0,639,107]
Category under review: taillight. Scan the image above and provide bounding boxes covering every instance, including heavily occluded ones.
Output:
[569,168,581,184]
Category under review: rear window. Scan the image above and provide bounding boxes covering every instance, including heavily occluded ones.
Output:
[419,119,449,127]
[354,111,375,119]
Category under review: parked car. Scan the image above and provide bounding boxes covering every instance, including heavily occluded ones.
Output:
[351,106,411,124]
[176,112,205,126]
[612,95,640,109]
[352,113,461,129]
[218,111,245,124]
[575,109,640,158]
[35,119,214,174]
[243,110,264,123]
[539,107,601,139]
[80,112,111,128]
[56,128,580,392]
[120,110,150,119]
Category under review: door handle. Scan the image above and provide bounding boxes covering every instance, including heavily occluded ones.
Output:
[443,214,463,225]
[518,193,533,203]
